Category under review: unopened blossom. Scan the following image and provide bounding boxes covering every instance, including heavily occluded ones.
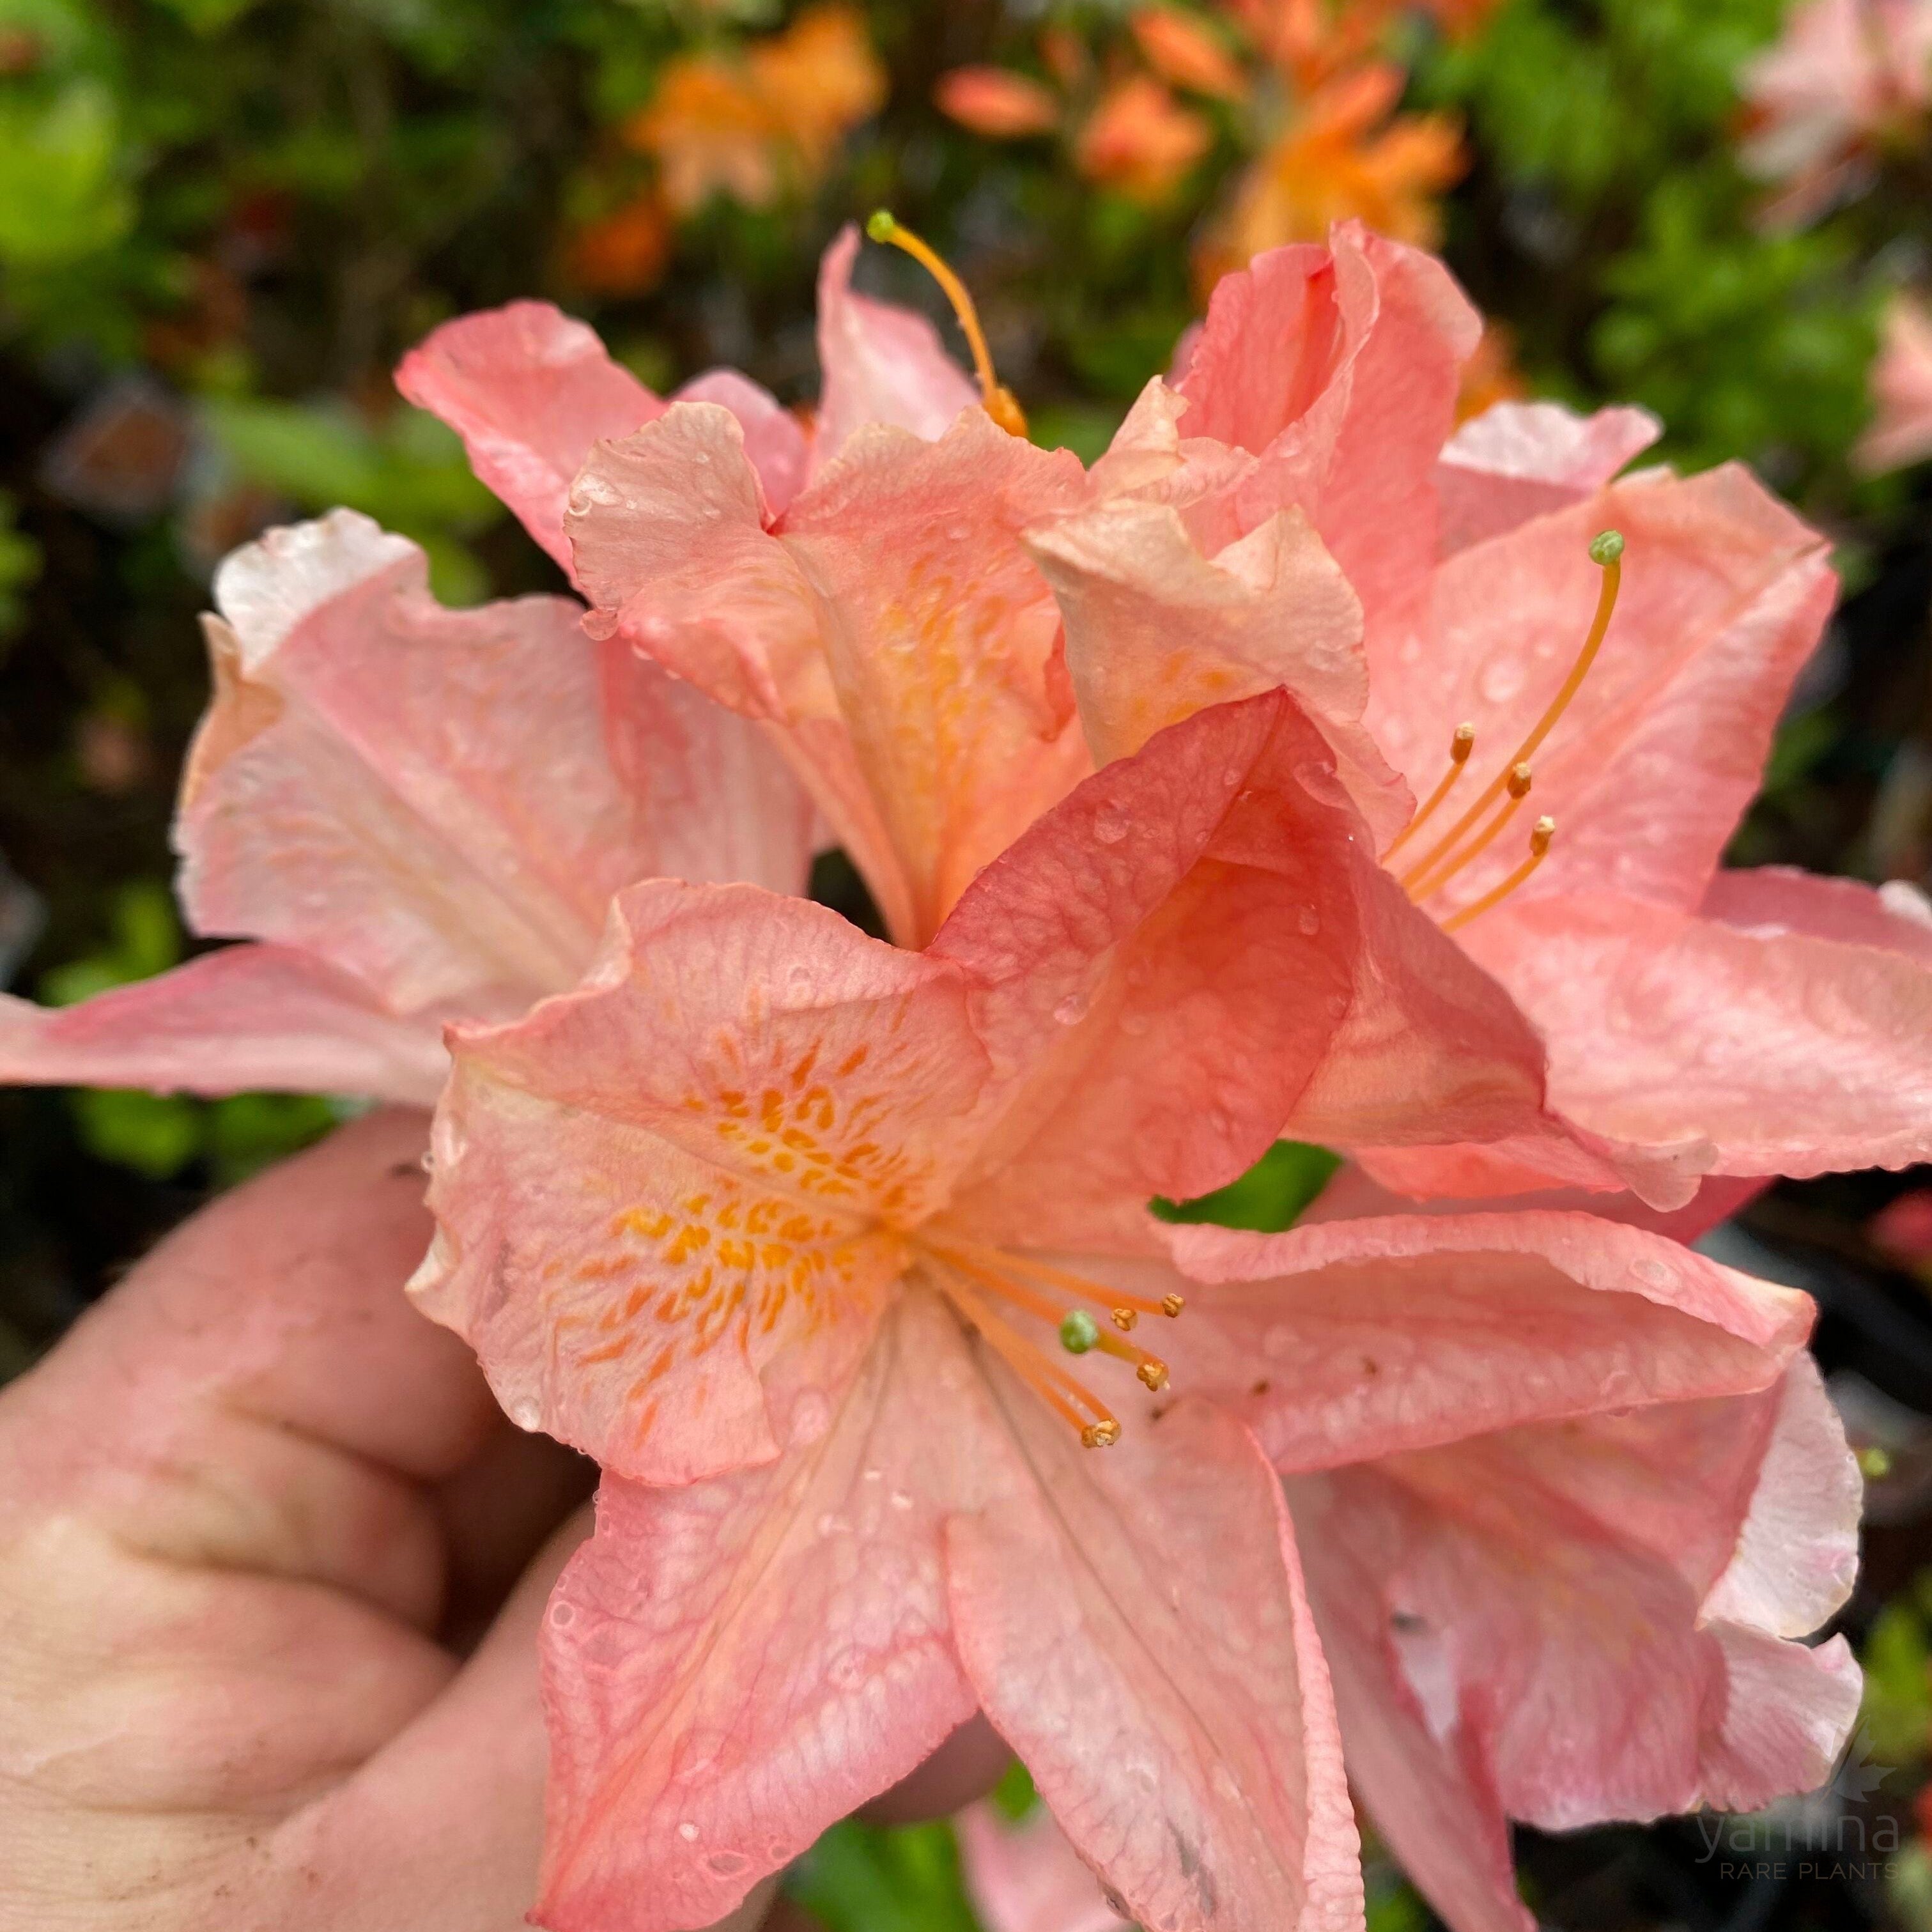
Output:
[1739,0,1932,222]
[1857,289,1932,471]
[0,314,821,1102]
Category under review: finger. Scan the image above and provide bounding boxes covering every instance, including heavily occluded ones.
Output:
[0,1109,500,1630]
[858,1712,1014,1824]
[433,1421,597,1650]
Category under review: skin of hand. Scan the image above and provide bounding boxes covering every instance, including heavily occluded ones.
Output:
[0,1109,746,1931]
[0,1109,1010,1932]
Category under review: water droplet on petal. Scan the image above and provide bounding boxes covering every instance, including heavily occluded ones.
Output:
[550,1601,576,1628]
[1630,1255,1671,1287]
[789,1390,831,1445]
[679,1821,701,1843]
[507,1396,541,1431]
[816,1511,850,1538]
[1325,992,1350,1019]
[890,1488,915,1510]
[1052,991,1089,1026]
[707,1851,748,1877]
[1093,806,1129,845]
[1297,907,1321,936]
[861,1465,883,1483]
[1478,656,1526,704]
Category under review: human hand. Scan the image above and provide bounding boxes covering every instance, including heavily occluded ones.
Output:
[0,1110,676,1931]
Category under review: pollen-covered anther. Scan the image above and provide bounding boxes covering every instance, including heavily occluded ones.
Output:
[866,208,1028,437]
[1382,720,1476,860]
[1137,1359,1170,1392]
[1110,1306,1138,1331]
[1081,1419,1123,1448]
[1396,532,1623,904]
[1161,1292,1185,1317]
[1442,815,1557,934]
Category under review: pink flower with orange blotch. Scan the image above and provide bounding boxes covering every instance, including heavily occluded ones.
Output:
[394,217,1873,1932]
[1739,0,1932,222]
[410,693,1857,1932]
[1858,289,1932,471]
[0,311,818,1104]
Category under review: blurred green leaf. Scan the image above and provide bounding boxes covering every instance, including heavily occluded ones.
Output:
[0,80,132,267]
[991,1759,1037,1823]
[787,1820,984,1932]
[1860,1598,1932,1766]
[1154,1140,1343,1233]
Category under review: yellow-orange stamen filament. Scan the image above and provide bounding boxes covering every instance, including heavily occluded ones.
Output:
[1395,539,1622,890]
[930,1236,1177,1319]
[1441,817,1557,933]
[1403,762,1532,902]
[934,1267,1120,1446]
[1382,722,1475,860]
[867,210,1028,437]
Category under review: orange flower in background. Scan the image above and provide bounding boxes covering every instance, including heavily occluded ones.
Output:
[748,2,888,172]
[1131,4,1249,101]
[626,3,885,214]
[1076,73,1215,201]
[565,190,674,296]
[936,65,1063,137]
[1198,62,1463,283]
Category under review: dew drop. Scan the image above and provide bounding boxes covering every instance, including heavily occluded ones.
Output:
[707,1851,748,1878]
[1052,991,1090,1026]
[815,1511,850,1538]
[1478,656,1526,704]
[1093,806,1129,845]
[1325,992,1350,1019]
[827,1648,869,1690]
[1221,765,1244,786]
[789,1389,831,1446]
[947,523,971,542]
[507,1396,542,1432]
[678,1821,701,1843]
[862,1465,884,1483]
[1630,1256,1671,1287]
[1297,906,1321,936]
[1263,1324,1295,1359]
[890,1488,915,1510]
[1119,1010,1151,1036]
[550,1601,576,1628]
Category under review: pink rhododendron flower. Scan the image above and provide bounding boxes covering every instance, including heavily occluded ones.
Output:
[1738,0,1932,222]
[410,690,1860,1932]
[1857,289,1932,471]
[0,507,811,1104]
[396,217,1878,1932]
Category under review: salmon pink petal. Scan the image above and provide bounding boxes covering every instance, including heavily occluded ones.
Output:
[1702,863,1932,966]
[1291,1353,1860,1876]
[947,1392,1364,1932]
[778,412,1092,942]
[1302,1159,1765,1244]
[396,301,663,575]
[1461,889,1932,1181]
[813,223,980,474]
[410,881,993,1481]
[0,945,445,1104]
[956,1803,1132,1932]
[1366,467,1835,916]
[567,403,908,936]
[1435,399,1661,553]
[1170,223,1481,622]
[1163,1210,1811,1474]
[184,509,805,1020]
[1025,497,1411,846]
[1857,292,1932,475]
[672,367,810,515]
[536,1292,1015,1932]
[932,691,1549,1251]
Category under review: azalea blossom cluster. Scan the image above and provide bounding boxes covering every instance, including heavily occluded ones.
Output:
[8,214,1929,1932]
[936,0,1481,284]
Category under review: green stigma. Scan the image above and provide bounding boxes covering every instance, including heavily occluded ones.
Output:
[1059,1309,1099,1354]
[1588,529,1625,567]
[865,208,897,243]
[1859,1444,1893,1480]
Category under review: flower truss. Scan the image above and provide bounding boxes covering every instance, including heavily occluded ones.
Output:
[394,217,1922,1930]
